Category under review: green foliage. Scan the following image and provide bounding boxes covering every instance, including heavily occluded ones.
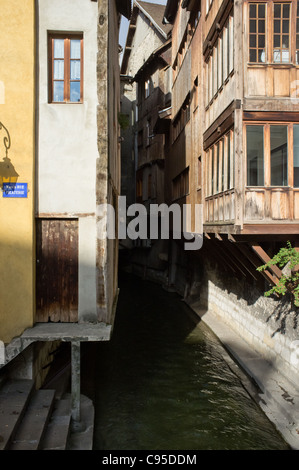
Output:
[118,112,130,131]
[257,241,299,307]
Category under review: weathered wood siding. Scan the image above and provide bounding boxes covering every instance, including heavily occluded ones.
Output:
[36,219,78,323]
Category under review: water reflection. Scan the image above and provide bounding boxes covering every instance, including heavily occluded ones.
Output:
[92,273,289,450]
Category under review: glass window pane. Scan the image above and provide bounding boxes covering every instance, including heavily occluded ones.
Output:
[274,35,280,47]
[273,49,281,62]
[70,81,81,102]
[274,19,281,33]
[258,49,266,62]
[293,125,299,187]
[211,147,214,194]
[249,4,257,18]
[282,35,289,48]
[282,19,289,33]
[54,39,64,58]
[227,133,231,189]
[71,40,81,59]
[250,34,256,47]
[216,143,219,193]
[258,35,265,48]
[258,20,265,33]
[281,49,289,62]
[250,49,257,62]
[71,60,81,80]
[270,125,288,186]
[250,20,256,33]
[53,81,64,102]
[247,126,264,186]
[274,3,281,18]
[259,4,265,18]
[54,60,64,80]
[283,3,290,18]
[221,140,224,192]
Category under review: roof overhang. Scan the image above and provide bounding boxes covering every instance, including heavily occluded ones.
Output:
[133,39,172,82]
[116,0,131,19]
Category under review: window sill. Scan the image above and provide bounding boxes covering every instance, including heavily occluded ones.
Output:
[248,62,299,68]
[49,101,83,105]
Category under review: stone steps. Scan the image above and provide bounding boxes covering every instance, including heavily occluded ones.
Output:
[0,378,72,450]
[42,397,72,450]
[0,379,35,450]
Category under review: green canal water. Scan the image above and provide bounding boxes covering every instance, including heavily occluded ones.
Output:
[91,273,289,450]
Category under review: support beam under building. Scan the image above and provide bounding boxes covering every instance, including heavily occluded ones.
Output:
[71,341,81,423]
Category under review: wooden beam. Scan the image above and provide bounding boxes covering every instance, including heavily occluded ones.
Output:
[209,239,248,278]
[204,239,242,277]
[224,242,259,281]
[242,224,299,235]
[243,111,299,122]
[228,234,236,242]
[215,233,223,241]
[250,244,283,279]
[236,244,279,286]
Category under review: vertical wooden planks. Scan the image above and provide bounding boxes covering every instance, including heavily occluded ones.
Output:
[36,219,78,323]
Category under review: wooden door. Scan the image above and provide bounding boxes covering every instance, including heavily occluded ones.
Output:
[36,219,78,322]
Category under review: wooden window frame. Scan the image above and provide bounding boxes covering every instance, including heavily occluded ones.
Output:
[273,2,291,63]
[48,33,83,104]
[248,2,267,63]
[244,122,299,188]
[247,1,299,65]
[205,129,234,197]
[172,167,190,201]
[296,0,299,62]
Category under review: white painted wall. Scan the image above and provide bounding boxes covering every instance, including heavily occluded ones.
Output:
[127,12,165,77]
[37,0,98,215]
[37,0,99,321]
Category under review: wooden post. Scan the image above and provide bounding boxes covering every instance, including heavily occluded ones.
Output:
[71,341,81,423]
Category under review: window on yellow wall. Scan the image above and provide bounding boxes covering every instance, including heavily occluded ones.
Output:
[49,34,83,103]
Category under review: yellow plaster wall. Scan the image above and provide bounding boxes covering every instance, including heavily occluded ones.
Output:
[0,1,35,343]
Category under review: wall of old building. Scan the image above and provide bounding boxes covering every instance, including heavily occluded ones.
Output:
[0,0,35,344]
[107,0,122,322]
[37,0,99,322]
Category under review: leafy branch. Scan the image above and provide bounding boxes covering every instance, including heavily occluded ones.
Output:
[118,112,130,131]
[257,241,299,307]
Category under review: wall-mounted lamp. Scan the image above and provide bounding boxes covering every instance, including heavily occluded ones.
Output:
[0,122,19,188]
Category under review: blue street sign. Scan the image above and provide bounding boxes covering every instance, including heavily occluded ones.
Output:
[2,183,28,198]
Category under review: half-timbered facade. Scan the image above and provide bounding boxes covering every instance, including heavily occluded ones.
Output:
[202,0,299,238]
[163,0,299,289]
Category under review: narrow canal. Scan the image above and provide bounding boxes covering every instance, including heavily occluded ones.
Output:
[90,273,289,450]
